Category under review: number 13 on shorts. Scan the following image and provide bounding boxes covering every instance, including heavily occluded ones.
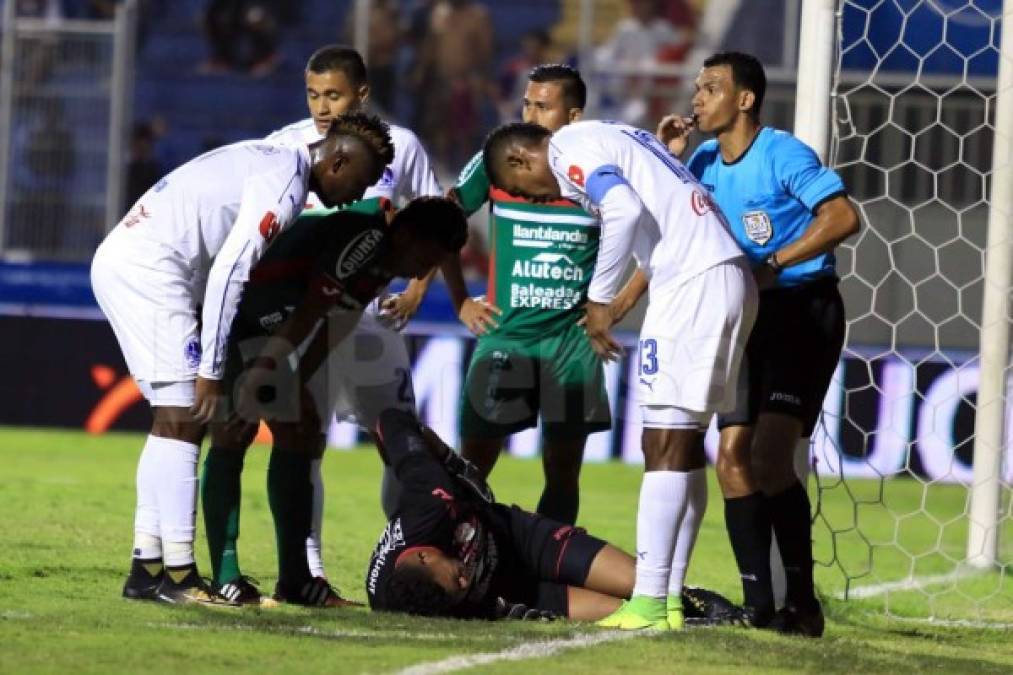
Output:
[639,338,659,376]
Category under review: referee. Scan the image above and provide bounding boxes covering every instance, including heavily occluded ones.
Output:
[643,51,859,636]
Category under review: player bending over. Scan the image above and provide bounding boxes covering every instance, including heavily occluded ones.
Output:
[93,113,393,604]
[482,120,756,630]
[205,197,468,606]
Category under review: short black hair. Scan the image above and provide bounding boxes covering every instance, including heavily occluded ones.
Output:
[385,563,457,617]
[306,44,368,86]
[528,63,586,110]
[326,112,395,168]
[390,197,469,253]
[482,122,551,189]
[703,51,766,118]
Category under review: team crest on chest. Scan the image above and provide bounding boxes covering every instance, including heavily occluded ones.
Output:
[742,210,773,245]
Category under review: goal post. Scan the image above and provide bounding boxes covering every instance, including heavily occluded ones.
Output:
[803,0,1011,616]
[968,0,1013,569]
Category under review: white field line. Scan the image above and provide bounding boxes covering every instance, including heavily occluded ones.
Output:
[886,615,1013,630]
[837,567,982,600]
[393,630,641,675]
[150,622,467,642]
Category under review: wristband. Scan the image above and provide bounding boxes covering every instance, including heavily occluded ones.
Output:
[765,253,784,275]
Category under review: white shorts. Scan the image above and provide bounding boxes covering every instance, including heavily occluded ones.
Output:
[91,227,200,406]
[319,311,417,430]
[636,258,757,415]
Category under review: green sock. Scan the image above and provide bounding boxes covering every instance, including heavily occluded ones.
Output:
[267,447,313,589]
[201,446,246,586]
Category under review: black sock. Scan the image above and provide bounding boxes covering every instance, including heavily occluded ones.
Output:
[767,481,818,611]
[129,556,163,580]
[267,447,313,590]
[724,493,775,622]
[536,485,579,525]
[164,563,198,585]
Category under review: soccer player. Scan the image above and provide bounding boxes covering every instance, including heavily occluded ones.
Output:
[91,113,394,604]
[207,197,468,606]
[448,64,609,526]
[200,44,444,601]
[367,407,629,620]
[367,409,739,621]
[649,51,860,636]
[482,119,756,630]
[266,43,443,529]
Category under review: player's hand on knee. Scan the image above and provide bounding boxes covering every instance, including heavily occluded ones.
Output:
[191,376,224,424]
[582,302,623,361]
[656,114,695,156]
[458,296,502,336]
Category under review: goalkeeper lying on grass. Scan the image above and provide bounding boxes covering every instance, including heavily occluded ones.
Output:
[366,409,734,627]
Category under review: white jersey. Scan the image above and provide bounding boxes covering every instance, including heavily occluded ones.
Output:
[112,140,311,379]
[547,120,744,302]
[266,118,442,206]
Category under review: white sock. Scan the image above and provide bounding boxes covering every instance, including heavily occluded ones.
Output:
[669,468,708,598]
[146,435,199,567]
[306,458,326,578]
[132,532,162,561]
[632,470,690,599]
[133,437,163,559]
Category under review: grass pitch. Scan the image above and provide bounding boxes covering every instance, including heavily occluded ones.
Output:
[1,427,1011,674]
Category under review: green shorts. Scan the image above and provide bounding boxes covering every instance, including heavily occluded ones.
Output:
[459,322,611,440]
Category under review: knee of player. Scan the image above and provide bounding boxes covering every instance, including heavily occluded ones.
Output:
[267,421,322,452]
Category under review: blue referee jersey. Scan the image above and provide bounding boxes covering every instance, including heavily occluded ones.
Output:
[686,127,846,287]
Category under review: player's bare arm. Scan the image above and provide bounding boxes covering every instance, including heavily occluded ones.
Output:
[756,195,860,290]
[609,268,649,325]
[382,268,437,324]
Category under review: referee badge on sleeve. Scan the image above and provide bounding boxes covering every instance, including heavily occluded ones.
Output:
[742,210,773,245]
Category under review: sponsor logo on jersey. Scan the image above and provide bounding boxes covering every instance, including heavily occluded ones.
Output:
[367,518,405,596]
[335,229,384,279]
[511,253,584,282]
[512,224,589,247]
[690,189,713,216]
[258,212,280,241]
[121,204,151,228]
[567,164,585,186]
[742,210,773,245]
[184,338,201,369]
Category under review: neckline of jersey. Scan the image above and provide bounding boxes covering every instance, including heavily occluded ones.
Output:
[720,126,766,167]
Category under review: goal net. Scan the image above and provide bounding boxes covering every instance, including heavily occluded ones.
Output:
[812,0,1012,623]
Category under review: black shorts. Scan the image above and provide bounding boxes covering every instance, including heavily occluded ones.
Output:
[718,277,845,436]
[500,505,607,617]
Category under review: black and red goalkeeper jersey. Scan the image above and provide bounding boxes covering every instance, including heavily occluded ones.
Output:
[365,411,531,617]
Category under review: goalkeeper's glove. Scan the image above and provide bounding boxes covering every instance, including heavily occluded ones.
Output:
[443,451,494,504]
[494,597,558,621]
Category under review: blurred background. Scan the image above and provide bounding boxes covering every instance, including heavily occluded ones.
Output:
[0,0,808,266]
[0,0,1006,484]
